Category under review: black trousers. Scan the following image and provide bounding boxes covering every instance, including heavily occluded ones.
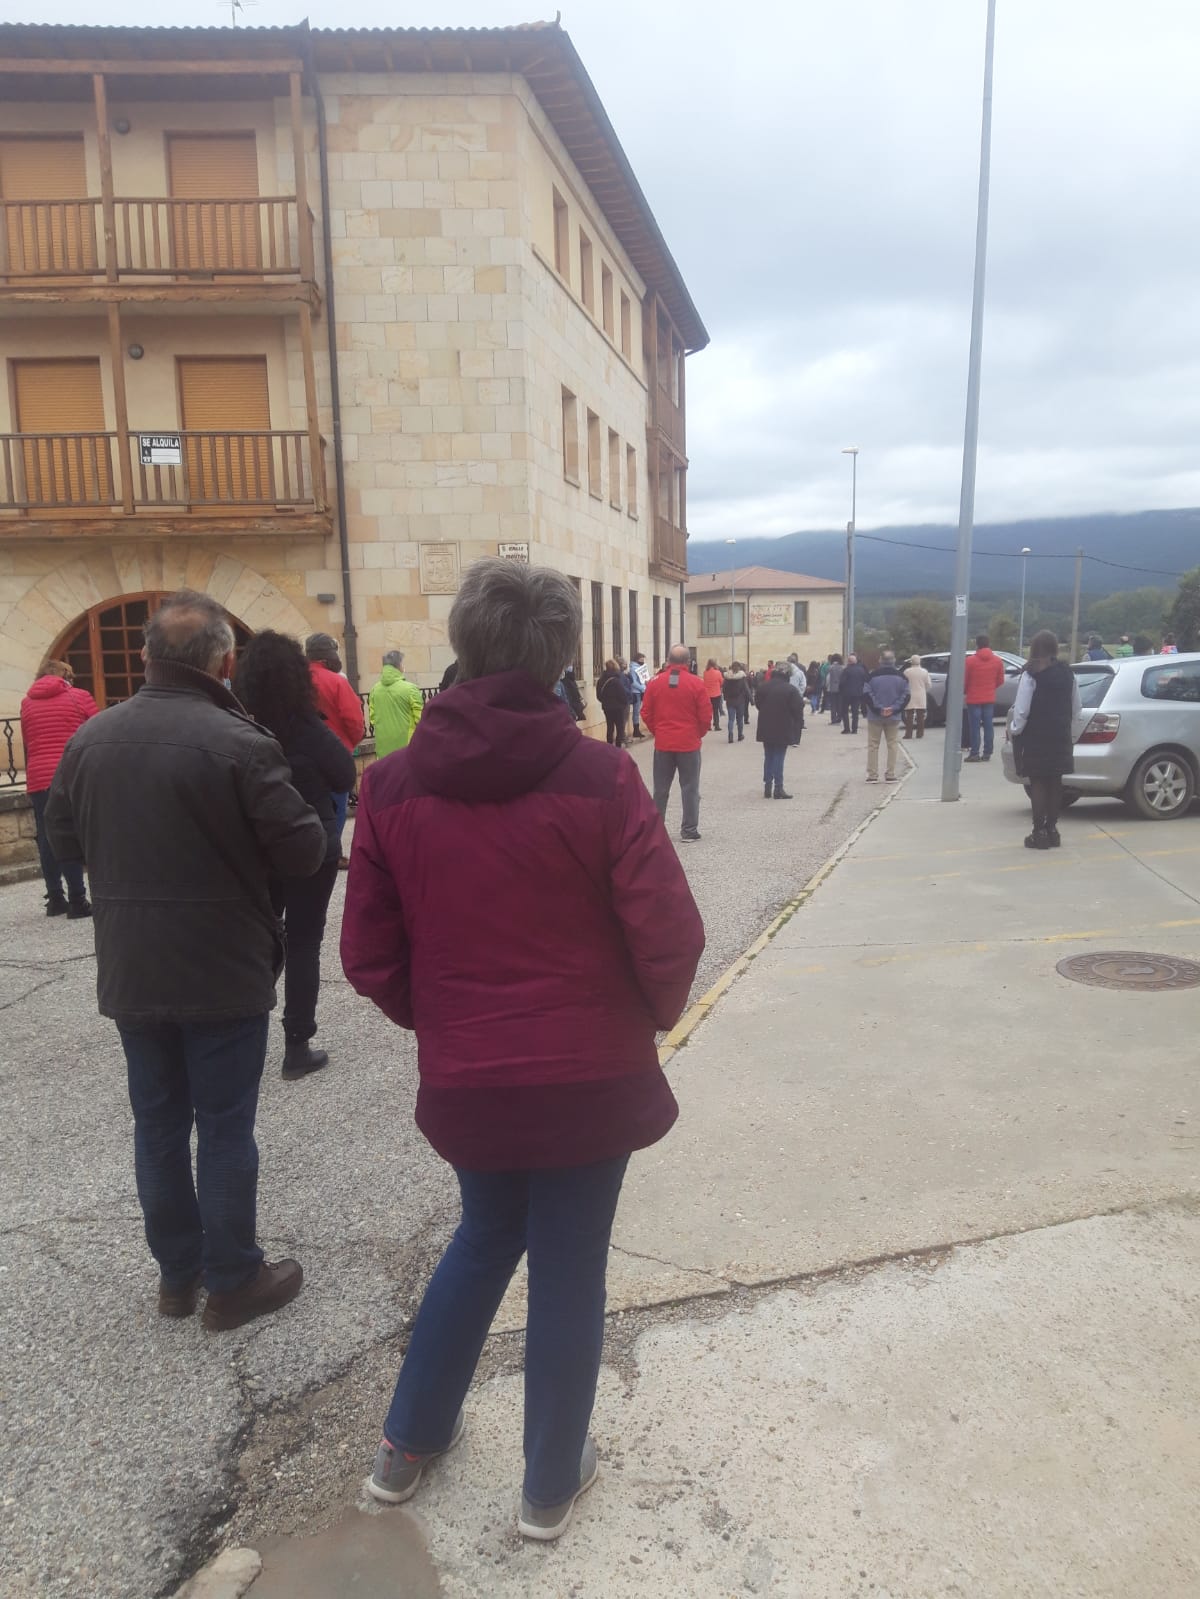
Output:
[271,859,339,1043]
[841,695,860,733]
[1028,775,1064,830]
[604,706,627,746]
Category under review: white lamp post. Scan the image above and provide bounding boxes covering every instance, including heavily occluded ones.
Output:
[725,537,737,665]
[1018,546,1031,653]
[842,448,858,656]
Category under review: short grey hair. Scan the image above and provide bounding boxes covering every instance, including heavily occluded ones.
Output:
[144,590,235,676]
[448,558,582,689]
[382,649,403,669]
[881,649,897,665]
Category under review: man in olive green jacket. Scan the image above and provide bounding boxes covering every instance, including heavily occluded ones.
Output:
[368,650,424,758]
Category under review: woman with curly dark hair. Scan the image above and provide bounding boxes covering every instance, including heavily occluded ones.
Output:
[236,631,357,1079]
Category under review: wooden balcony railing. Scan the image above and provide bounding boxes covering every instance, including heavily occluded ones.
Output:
[0,431,322,514]
[0,197,314,282]
[652,381,686,455]
[652,515,688,578]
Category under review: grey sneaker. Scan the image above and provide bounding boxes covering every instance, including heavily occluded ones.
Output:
[366,1409,465,1505]
[518,1436,599,1541]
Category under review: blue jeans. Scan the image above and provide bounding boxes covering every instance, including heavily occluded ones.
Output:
[332,790,349,845]
[762,743,787,790]
[30,788,86,903]
[630,693,644,732]
[968,702,995,758]
[384,1156,629,1506]
[119,1015,269,1292]
[726,702,746,740]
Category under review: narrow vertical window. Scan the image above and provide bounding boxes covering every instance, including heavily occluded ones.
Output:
[587,409,601,498]
[579,229,594,313]
[591,581,604,675]
[601,263,614,337]
[626,444,637,517]
[608,429,621,508]
[561,387,579,481]
[553,188,569,279]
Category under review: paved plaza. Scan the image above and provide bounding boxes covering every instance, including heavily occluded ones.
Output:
[4,721,1199,1597]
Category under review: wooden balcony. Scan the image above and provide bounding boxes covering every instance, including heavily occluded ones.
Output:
[0,429,329,537]
[651,380,686,456]
[651,515,688,583]
[0,196,316,286]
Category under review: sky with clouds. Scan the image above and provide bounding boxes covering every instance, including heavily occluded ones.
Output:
[20,0,1200,535]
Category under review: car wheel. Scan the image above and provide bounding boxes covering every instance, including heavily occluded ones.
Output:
[1124,751,1195,820]
[1060,791,1081,808]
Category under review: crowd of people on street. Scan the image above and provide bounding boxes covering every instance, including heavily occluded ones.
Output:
[20,559,1187,1547]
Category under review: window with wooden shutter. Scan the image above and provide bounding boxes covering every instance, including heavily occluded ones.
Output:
[0,136,96,276]
[167,133,260,273]
[13,358,113,507]
[178,355,271,504]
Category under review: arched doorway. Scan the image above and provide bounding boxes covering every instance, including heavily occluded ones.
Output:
[50,593,252,709]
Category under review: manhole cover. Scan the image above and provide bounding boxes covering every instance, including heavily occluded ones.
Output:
[1056,951,1200,991]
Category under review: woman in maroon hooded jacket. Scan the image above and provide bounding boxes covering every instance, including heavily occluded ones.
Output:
[20,660,97,917]
[342,559,704,1540]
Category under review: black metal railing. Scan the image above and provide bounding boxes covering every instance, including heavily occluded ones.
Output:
[2,717,21,787]
[357,685,440,738]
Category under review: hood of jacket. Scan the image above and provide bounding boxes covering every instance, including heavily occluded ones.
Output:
[724,669,747,683]
[408,670,579,802]
[379,663,407,687]
[27,674,73,701]
[973,646,997,665]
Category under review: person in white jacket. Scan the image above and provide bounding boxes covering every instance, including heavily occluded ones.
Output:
[902,656,933,739]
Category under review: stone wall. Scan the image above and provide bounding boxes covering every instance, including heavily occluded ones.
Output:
[0,792,39,873]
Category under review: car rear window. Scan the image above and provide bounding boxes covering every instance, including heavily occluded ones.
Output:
[1073,667,1114,707]
[1141,662,1200,703]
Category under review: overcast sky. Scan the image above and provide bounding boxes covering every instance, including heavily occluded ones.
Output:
[24,0,1200,535]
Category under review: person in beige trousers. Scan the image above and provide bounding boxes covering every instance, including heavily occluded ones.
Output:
[903,655,933,738]
[863,651,910,782]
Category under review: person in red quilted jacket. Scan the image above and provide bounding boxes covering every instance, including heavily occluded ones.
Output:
[20,660,98,917]
[304,633,365,868]
[343,558,704,1540]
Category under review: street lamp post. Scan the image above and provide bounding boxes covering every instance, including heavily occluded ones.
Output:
[1018,546,1031,653]
[726,537,737,665]
[842,448,858,657]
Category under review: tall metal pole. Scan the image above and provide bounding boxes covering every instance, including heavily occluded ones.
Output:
[1069,546,1084,662]
[941,0,998,802]
[1018,546,1030,653]
[842,447,858,657]
[725,537,737,666]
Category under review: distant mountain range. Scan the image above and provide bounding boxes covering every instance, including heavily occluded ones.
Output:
[687,509,1199,597]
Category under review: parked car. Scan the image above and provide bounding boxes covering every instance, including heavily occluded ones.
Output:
[920,649,1026,727]
[1000,653,1200,820]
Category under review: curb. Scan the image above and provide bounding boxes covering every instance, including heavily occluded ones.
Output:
[659,753,914,1067]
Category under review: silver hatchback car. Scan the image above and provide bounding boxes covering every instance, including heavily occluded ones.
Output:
[1000,653,1200,820]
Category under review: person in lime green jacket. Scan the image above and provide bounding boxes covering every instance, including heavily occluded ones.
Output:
[368,651,424,758]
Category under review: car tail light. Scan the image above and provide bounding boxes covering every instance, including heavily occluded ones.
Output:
[1079,712,1120,744]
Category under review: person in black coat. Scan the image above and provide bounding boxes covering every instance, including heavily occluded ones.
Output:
[596,657,630,746]
[1007,630,1085,850]
[754,663,806,799]
[839,654,869,735]
[237,631,359,1079]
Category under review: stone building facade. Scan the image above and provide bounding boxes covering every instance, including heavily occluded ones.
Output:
[685,566,846,672]
[0,21,706,778]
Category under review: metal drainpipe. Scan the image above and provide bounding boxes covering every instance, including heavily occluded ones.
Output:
[309,61,359,691]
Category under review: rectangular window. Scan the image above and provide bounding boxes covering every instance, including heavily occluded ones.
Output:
[561,387,579,482]
[579,229,594,313]
[1141,661,1200,702]
[612,586,623,658]
[665,598,672,651]
[591,581,604,675]
[587,409,601,498]
[652,595,661,666]
[674,465,685,529]
[0,135,96,274]
[699,603,746,638]
[626,444,638,517]
[178,355,271,503]
[608,429,621,509]
[620,291,632,360]
[167,133,260,271]
[629,591,639,658]
[601,263,614,337]
[794,601,810,634]
[569,574,583,674]
[12,356,112,505]
[552,187,569,279]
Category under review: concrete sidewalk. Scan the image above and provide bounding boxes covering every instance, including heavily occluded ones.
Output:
[222,729,1199,1597]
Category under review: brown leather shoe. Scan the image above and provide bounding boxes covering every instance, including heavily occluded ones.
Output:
[201,1259,304,1333]
[158,1272,203,1318]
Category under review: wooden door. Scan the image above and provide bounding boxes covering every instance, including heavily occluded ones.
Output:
[0,136,96,275]
[167,134,260,273]
[178,356,271,504]
[13,358,113,507]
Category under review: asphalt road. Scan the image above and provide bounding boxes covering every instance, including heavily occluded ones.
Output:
[0,708,888,1599]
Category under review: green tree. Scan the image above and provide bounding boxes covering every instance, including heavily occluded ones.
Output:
[888,598,951,660]
[1166,567,1200,651]
[1085,587,1172,644]
[988,612,1018,651]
